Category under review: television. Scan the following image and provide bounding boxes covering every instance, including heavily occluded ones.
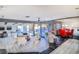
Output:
[0,27,5,30]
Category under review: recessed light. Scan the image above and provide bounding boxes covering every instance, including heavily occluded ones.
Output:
[25,16,30,18]
[75,8,79,10]
[2,16,4,18]
[0,6,4,8]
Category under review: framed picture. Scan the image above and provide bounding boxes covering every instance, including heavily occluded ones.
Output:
[7,26,12,30]
[0,27,5,30]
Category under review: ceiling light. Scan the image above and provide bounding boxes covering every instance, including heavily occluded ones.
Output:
[0,6,4,8]
[0,5,4,10]
[0,15,4,18]
[2,15,4,18]
[25,16,30,18]
[75,7,79,10]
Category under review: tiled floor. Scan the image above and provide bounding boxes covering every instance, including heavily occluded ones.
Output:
[0,36,79,54]
[6,37,49,53]
[51,39,79,54]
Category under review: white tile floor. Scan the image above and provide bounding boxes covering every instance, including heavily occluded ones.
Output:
[8,38,49,53]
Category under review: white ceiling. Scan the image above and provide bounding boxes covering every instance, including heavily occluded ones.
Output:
[0,5,79,21]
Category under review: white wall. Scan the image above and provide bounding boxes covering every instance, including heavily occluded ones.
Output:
[0,22,17,48]
[58,18,79,29]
